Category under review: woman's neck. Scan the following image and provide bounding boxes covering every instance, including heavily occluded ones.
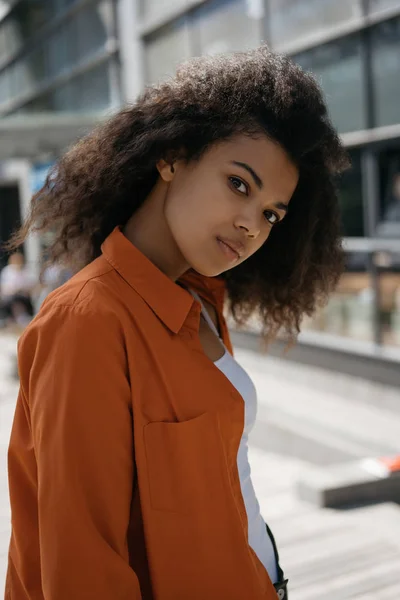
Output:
[123,184,189,281]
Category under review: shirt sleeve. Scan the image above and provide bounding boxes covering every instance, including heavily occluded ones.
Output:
[15,300,142,599]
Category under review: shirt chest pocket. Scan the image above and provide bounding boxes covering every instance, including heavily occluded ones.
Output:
[143,412,228,514]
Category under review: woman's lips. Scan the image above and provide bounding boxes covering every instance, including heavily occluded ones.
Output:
[216,238,240,262]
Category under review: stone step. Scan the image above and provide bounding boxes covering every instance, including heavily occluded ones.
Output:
[296,460,400,508]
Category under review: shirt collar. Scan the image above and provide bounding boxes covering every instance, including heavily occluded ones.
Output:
[101,227,225,334]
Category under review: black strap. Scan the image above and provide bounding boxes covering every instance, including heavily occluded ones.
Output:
[273,578,289,599]
[265,522,288,598]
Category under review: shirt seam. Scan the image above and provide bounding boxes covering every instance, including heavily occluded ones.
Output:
[50,266,115,309]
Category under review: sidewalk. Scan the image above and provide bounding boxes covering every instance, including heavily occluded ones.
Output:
[0,334,399,598]
[0,334,19,594]
[241,346,400,599]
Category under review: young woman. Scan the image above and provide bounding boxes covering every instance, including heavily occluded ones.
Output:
[5,46,348,600]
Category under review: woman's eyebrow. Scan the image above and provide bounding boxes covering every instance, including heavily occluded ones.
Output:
[274,202,289,213]
[231,161,263,190]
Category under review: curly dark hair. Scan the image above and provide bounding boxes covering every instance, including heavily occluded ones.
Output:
[9,45,349,340]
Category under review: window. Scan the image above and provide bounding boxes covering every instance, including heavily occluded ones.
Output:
[20,62,111,113]
[376,251,400,349]
[269,0,363,50]
[14,45,48,98]
[192,0,262,57]
[0,0,50,63]
[53,62,111,112]
[1,1,111,107]
[20,95,53,112]
[376,147,400,237]
[48,3,109,78]
[144,0,263,85]
[368,0,400,14]
[303,252,374,342]
[294,35,367,133]
[370,18,400,128]
[0,0,81,65]
[337,150,364,237]
[0,68,10,104]
[144,17,191,84]
[73,62,111,111]
[0,18,18,63]
[47,20,76,78]
[75,2,109,63]
[0,23,7,63]
[141,0,188,20]
[53,0,77,13]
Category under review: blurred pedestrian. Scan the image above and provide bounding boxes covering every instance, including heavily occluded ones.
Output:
[33,262,73,312]
[5,46,348,600]
[0,252,36,327]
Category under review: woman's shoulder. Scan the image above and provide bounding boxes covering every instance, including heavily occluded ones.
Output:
[40,256,131,313]
[22,258,128,343]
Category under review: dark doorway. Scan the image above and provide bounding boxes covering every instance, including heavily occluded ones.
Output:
[0,185,22,270]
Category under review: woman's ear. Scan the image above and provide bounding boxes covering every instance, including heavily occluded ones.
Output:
[156,159,175,182]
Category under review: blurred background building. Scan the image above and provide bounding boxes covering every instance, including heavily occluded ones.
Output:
[1,0,400,368]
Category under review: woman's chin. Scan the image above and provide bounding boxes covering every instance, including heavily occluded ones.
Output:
[187,262,226,278]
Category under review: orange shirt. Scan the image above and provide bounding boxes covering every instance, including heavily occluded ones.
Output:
[6,227,278,599]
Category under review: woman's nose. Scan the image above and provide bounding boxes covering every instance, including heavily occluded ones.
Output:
[235,213,261,240]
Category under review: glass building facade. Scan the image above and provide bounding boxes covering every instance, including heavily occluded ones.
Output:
[0,0,119,114]
[1,0,400,359]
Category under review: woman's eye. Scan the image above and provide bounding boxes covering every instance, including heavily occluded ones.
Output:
[263,210,279,225]
[229,176,248,195]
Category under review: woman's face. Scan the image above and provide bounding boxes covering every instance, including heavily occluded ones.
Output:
[158,134,299,277]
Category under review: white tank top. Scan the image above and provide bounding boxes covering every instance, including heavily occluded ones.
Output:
[189,290,278,584]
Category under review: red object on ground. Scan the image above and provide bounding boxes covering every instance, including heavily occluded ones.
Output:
[379,456,400,472]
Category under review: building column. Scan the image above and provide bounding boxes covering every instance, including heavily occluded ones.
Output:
[116,0,145,103]
[361,149,382,346]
